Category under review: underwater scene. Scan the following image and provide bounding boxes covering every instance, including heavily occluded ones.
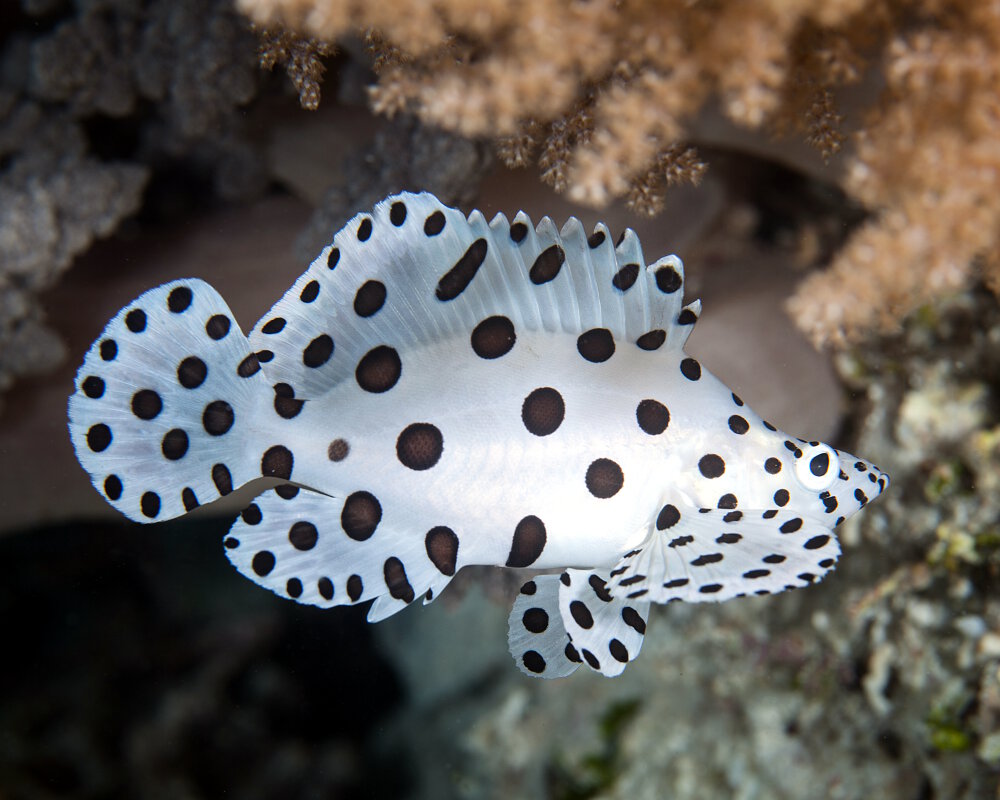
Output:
[0,1,998,798]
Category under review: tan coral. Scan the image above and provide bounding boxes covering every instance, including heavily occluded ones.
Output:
[237,0,1000,347]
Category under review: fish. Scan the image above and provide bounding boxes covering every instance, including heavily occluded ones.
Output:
[68,191,889,678]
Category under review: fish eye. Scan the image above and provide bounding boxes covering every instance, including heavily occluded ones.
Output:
[796,443,838,492]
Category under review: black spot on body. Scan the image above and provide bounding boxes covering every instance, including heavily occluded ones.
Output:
[609,639,629,663]
[780,517,803,533]
[855,488,868,505]
[168,287,192,313]
[342,491,381,541]
[241,503,262,525]
[636,330,666,350]
[521,581,537,595]
[212,463,233,495]
[521,387,565,436]
[723,511,742,523]
[261,445,293,479]
[81,376,105,398]
[529,244,565,285]
[823,495,838,513]
[262,318,286,334]
[680,358,701,381]
[774,489,790,506]
[728,415,749,435]
[717,533,741,544]
[300,280,320,303]
[582,650,600,670]
[289,521,318,550]
[612,263,639,291]
[273,384,304,419]
[100,339,117,361]
[318,577,334,600]
[303,334,334,368]
[506,515,546,567]
[286,578,303,598]
[522,651,546,673]
[327,248,340,269]
[699,454,725,479]
[677,308,698,325]
[471,315,516,359]
[354,280,386,317]
[423,210,445,236]
[132,390,162,420]
[569,600,594,629]
[125,309,146,333]
[656,504,681,530]
[692,553,723,566]
[104,474,122,500]
[347,574,363,601]
[206,315,230,340]
[182,488,199,510]
[699,583,723,594]
[509,221,528,242]
[765,457,782,474]
[161,429,189,460]
[384,557,415,602]
[577,328,615,363]
[589,574,613,602]
[237,353,260,378]
[252,551,275,576]
[522,608,548,633]
[763,554,786,564]
[669,535,694,548]
[328,438,349,461]
[622,607,646,634]
[718,493,737,509]
[664,578,689,588]
[140,491,160,518]
[636,399,670,435]
[425,526,459,575]
[357,217,372,241]
[804,534,829,549]
[356,345,401,393]
[586,458,624,498]
[87,423,112,452]
[744,569,770,579]
[655,265,682,293]
[203,401,234,436]
[390,201,407,226]
[436,238,488,300]
[587,230,605,248]
[396,423,444,470]
[178,356,207,389]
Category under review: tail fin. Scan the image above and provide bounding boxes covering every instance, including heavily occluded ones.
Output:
[68,279,270,522]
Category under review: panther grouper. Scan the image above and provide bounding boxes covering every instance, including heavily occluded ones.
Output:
[68,191,889,678]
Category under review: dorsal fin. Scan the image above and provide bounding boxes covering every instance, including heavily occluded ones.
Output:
[248,192,695,399]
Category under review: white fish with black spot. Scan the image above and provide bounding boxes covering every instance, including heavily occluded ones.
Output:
[68,191,889,678]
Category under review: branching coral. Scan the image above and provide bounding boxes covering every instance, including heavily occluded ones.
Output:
[255,26,332,110]
[237,0,1000,347]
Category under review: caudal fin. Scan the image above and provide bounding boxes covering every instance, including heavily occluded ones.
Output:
[68,279,270,522]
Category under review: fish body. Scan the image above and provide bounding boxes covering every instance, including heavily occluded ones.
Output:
[68,192,888,678]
